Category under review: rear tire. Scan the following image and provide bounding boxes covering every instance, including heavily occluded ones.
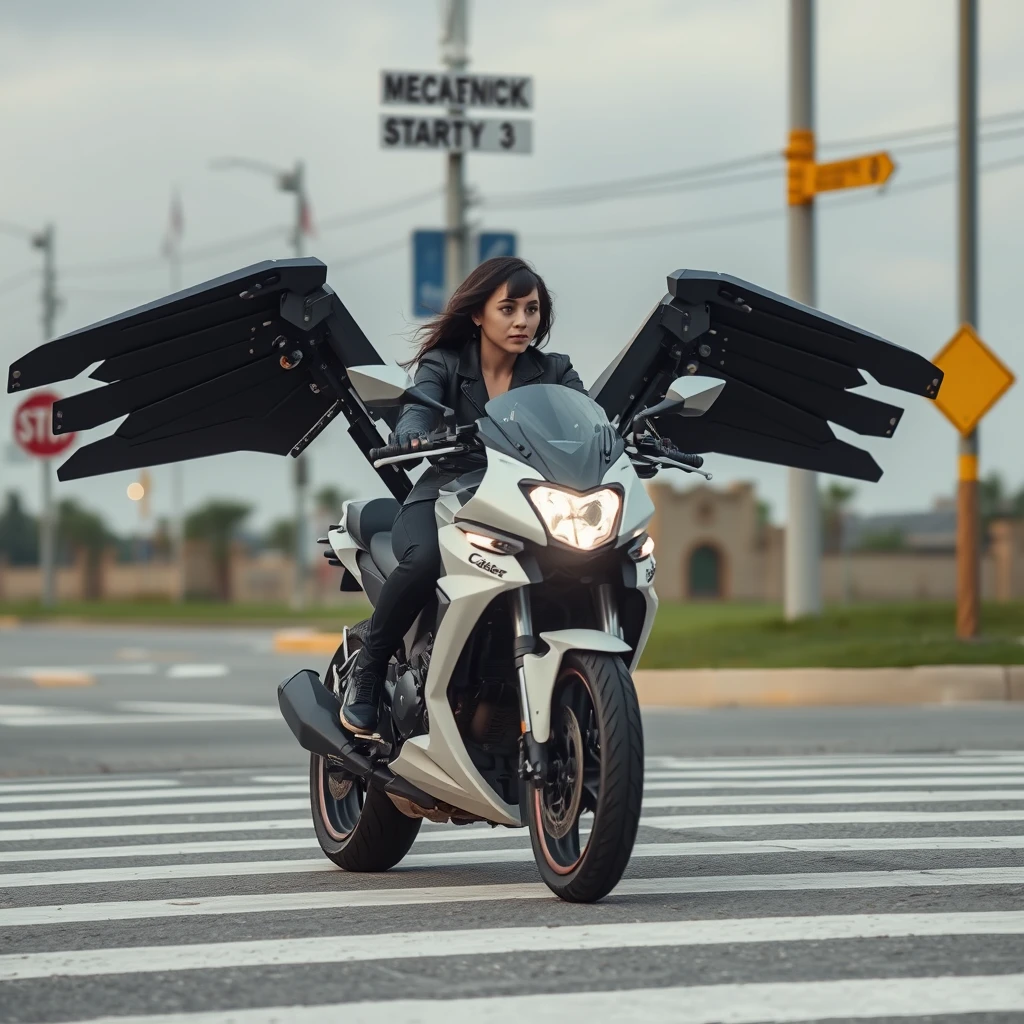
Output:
[527,651,644,903]
[309,619,421,872]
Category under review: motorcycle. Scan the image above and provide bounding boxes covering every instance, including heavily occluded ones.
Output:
[280,366,722,901]
[7,258,944,902]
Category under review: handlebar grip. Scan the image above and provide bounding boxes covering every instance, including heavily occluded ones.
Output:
[674,452,704,469]
[369,442,412,463]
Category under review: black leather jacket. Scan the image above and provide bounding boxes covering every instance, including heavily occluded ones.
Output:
[395,341,587,503]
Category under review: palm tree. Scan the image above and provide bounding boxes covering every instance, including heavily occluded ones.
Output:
[820,482,856,554]
[57,499,117,600]
[184,500,251,601]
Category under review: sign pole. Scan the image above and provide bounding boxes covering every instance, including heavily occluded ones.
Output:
[40,457,55,608]
[957,0,980,638]
[784,0,822,621]
[441,0,469,299]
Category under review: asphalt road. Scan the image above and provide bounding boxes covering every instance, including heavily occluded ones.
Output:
[1,624,1023,1022]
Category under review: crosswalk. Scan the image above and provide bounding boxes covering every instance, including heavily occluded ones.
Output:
[2,750,1023,1022]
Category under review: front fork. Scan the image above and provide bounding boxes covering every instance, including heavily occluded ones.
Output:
[511,583,623,783]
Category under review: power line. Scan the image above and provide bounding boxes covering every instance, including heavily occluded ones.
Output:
[526,150,1024,245]
[317,187,444,230]
[818,106,1024,152]
[57,188,443,280]
[0,267,39,297]
[481,107,1024,212]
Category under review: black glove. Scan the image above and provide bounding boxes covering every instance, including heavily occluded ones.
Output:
[389,431,427,449]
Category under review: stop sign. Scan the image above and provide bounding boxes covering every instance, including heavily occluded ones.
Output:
[12,390,76,458]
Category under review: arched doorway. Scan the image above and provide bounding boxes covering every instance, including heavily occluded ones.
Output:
[687,544,723,599]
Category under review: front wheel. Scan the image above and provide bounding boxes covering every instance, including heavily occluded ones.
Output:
[527,651,644,902]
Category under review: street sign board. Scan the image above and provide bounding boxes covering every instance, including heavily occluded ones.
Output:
[932,324,1015,436]
[12,390,75,458]
[381,70,533,110]
[478,231,516,263]
[381,115,532,154]
[412,229,446,318]
[813,152,895,196]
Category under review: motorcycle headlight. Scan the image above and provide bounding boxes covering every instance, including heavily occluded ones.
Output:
[526,485,622,550]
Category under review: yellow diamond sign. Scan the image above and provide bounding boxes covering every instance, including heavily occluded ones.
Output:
[932,324,1015,436]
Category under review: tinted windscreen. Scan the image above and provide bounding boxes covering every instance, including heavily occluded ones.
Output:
[482,385,623,490]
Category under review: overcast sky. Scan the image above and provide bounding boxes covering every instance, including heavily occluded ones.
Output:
[1,0,1022,534]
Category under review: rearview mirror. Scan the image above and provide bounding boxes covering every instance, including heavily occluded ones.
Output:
[630,375,726,429]
[665,375,726,417]
[348,364,413,407]
[347,363,456,426]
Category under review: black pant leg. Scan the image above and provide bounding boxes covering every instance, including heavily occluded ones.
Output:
[360,499,440,671]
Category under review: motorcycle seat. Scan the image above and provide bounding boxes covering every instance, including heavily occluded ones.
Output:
[368,532,399,578]
[345,497,400,550]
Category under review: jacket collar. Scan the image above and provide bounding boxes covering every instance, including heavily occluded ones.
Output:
[457,340,544,386]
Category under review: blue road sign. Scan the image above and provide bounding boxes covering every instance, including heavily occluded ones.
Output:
[478,231,517,264]
[412,229,446,318]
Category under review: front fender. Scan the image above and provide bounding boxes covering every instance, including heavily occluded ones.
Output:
[521,629,632,743]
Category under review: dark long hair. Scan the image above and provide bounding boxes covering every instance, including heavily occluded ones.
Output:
[406,256,554,367]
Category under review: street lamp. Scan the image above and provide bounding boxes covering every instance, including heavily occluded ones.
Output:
[210,156,313,610]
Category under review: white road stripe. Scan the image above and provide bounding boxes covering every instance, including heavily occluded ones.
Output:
[646,775,1024,791]
[645,809,1024,829]
[165,665,229,679]
[7,831,1024,866]
[0,784,307,806]
[649,753,1024,770]
[4,911,1023,981]
[11,776,1024,806]
[7,805,1024,843]
[646,764,1024,780]
[53,974,1024,1024]
[641,788,1024,808]
[5,786,1022,823]
[7,834,1024,886]
[4,867,1022,927]
[0,819,314,842]
[0,779,180,795]
[0,797,306,823]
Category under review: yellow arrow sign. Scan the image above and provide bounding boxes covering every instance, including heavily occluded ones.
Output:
[813,152,895,196]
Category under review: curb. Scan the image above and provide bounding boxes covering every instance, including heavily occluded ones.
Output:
[273,630,344,654]
[270,631,1024,707]
[632,665,1024,708]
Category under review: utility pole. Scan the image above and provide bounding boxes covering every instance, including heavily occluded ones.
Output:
[282,160,310,610]
[784,0,822,620]
[32,224,59,608]
[167,206,185,602]
[956,0,980,638]
[441,0,470,298]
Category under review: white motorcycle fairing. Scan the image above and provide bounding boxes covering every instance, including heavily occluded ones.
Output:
[334,443,658,827]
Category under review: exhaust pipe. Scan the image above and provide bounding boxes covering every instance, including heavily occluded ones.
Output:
[277,669,468,821]
[277,669,374,777]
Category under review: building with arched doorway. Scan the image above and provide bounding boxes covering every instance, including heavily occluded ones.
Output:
[646,479,1024,603]
[647,480,783,602]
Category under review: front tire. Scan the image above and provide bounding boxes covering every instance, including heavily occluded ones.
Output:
[309,619,421,872]
[527,651,644,903]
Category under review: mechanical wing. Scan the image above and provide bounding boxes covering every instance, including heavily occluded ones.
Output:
[6,257,411,500]
[592,270,943,481]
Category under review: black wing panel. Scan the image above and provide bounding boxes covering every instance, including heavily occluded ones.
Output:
[7,257,411,500]
[593,270,943,482]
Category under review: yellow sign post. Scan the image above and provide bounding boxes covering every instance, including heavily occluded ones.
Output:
[786,132,896,206]
[931,325,1015,638]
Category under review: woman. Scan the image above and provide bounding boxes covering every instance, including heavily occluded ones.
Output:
[341,256,586,736]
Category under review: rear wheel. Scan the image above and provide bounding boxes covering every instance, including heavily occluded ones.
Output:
[527,651,644,903]
[309,620,420,871]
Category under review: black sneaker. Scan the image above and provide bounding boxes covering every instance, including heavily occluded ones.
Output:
[339,652,384,736]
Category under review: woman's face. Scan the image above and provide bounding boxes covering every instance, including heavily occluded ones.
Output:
[473,282,541,358]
